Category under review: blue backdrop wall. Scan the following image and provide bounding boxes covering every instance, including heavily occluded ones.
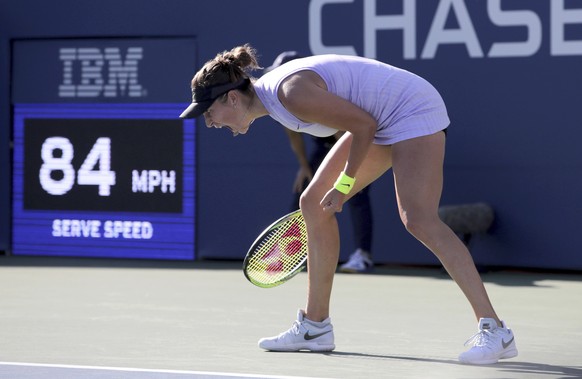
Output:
[0,0,581,269]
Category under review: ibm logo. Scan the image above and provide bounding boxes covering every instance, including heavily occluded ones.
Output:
[59,47,146,98]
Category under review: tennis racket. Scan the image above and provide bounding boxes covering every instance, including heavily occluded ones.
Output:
[243,210,308,288]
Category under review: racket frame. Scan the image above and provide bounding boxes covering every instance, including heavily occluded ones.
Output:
[243,209,307,288]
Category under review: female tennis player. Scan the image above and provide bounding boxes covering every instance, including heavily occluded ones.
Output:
[180,44,518,365]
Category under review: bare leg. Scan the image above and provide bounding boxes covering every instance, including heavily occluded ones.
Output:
[299,199,340,321]
[391,132,499,323]
[299,133,393,321]
[299,143,345,321]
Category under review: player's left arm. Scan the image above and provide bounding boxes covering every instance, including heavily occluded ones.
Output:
[277,71,377,181]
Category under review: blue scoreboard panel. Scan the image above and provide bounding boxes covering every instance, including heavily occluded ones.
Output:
[12,104,195,259]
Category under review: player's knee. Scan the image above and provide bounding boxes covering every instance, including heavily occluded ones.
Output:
[299,188,318,214]
[400,210,436,242]
[299,187,330,221]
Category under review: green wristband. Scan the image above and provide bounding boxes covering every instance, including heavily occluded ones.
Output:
[334,171,356,195]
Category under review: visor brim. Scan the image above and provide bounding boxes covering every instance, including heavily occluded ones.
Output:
[179,99,213,119]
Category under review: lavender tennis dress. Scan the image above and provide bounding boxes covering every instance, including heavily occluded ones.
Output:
[254,54,449,145]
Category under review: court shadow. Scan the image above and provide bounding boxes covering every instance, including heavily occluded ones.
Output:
[460,269,581,288]
[370,264,582,288]
[323,351,582,378]
[2,255,580,287]
[493,361,582,378]
[322,350,459,364]
[0,255,243,271]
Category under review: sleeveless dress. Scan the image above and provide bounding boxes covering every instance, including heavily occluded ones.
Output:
[254,54,449,145]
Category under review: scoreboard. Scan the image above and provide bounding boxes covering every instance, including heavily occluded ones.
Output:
[12,104,195,259]
[10,37,197,260]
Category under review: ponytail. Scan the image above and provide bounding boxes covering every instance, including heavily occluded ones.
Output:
[193,44,261,88]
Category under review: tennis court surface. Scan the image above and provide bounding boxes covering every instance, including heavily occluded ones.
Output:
[1,256,580,379]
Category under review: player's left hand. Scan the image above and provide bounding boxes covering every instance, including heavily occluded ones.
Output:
[320,188,345,213]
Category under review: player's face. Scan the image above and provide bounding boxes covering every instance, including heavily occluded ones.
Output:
[203,92,252,137]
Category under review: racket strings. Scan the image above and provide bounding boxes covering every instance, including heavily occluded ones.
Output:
[246,217,308,285]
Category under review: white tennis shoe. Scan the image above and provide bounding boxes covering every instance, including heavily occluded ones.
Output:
[459,318,518,364]
[258,309,335,352]
[339,249,374,273]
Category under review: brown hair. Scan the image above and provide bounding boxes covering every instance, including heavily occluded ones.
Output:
[192,44,261,93]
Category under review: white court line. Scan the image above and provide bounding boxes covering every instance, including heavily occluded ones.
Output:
[0,361,327,379]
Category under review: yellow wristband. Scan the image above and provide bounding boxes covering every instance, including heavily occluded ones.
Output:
[334,171,356,195]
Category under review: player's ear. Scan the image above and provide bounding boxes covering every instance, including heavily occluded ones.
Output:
[228,91,237,108]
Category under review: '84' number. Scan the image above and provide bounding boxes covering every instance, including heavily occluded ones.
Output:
[39,137,116,196]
